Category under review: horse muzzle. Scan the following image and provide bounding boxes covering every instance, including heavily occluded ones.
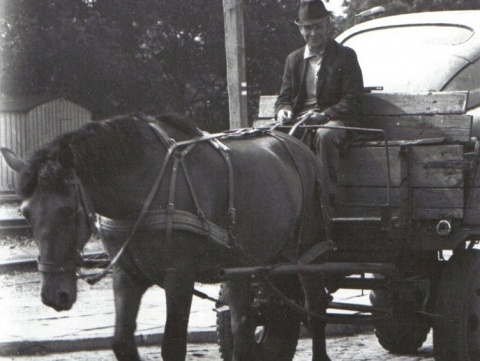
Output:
[40,272,78,311]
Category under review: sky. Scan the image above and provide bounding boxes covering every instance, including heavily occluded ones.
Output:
[325,0,347,16]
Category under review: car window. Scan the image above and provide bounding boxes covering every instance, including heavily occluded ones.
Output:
[444,58,480,91]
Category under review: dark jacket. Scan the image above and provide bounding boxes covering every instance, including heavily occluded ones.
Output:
[275,39,364,126]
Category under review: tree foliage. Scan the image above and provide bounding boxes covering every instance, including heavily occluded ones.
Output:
[0,0,300,129]
[1,1,480,130]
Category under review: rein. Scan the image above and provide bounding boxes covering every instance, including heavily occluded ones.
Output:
[81,124,178,284]
[36,118,335,322]
[83,121,253,284]
[53,120,311,293]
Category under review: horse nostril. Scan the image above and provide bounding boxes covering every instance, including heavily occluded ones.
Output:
[56,291,71,306]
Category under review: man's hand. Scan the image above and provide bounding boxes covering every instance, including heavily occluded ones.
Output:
[298,110,328,125]
[277,109,293,124]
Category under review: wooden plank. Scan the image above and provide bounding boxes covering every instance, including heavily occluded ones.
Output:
[258,95,277,119]
[337,187,463,219]
[338,146,402,187]
[223,0,248,129]
[363,114,472,142]
[362,91,468,115]
[413,208,463,219]
[336,205,463,220]
[257,91,468,120]
[339,145,464,188]
[464,187,480,225]
[467,88,480,109]
[338,187,463,209]
[410,145,464,187]
[412,188,463,209]
[337,186,393,206]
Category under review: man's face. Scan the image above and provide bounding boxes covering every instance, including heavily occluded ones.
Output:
[299,17,329,51]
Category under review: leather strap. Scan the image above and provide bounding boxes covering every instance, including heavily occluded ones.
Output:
[97,209,230,248]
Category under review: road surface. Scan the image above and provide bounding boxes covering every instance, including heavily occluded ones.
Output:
[3,333,435,360]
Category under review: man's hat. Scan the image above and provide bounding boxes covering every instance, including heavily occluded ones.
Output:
[295,0,331,26]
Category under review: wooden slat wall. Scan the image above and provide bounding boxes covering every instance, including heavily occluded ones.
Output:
[361,91,468,115]
[254,92,472,220]
[255,92,471,142]
[363,114,472,142]
[337,144,465,219]
[256,91,468,119]
[26,98,91,151]
[0,112,27,192]
[1,98,91,192]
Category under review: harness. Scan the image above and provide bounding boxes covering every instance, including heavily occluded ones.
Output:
[37,169,97,274]
[36,119,338,321]
[39,119,326,288]
[84,123,271,284]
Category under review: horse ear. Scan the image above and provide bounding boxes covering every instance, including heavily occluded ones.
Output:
[0,148,27,173]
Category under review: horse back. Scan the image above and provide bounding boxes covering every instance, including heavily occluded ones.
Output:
[190,131,322,262]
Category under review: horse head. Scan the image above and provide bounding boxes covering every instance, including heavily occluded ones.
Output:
[1,146,94,311]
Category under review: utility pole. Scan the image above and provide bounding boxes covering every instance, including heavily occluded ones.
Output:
[223,0,248,129]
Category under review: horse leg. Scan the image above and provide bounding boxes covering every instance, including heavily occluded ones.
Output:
[223,280,261,361]
[161,266,196,361]
[299,275,331,361]
[112,268,150,361]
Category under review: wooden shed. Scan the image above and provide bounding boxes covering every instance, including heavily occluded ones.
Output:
[0,95,91,192]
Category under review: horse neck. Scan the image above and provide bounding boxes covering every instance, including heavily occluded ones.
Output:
[81,127,168,219]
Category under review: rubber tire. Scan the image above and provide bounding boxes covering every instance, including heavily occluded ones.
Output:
[370,288,431,354]
[216,306,300,361]
[216,282,301,361]
[433,250,480,361]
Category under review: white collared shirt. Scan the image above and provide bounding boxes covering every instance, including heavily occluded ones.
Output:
[303,46,324,108]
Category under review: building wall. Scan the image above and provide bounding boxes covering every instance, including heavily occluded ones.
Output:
[0,112,28,192]
[0,98,91,192]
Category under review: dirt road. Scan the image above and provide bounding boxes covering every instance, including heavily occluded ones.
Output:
[2,333,435,361]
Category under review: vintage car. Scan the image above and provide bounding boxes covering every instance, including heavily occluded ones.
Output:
[336,10,480,137]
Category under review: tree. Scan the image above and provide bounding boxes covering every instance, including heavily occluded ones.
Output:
[0,0,300,129]
[3,1,480,130]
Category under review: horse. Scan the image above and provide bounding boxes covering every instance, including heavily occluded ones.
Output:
[1,113,332,361]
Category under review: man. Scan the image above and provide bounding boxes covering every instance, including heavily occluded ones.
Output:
[275,0,364,219]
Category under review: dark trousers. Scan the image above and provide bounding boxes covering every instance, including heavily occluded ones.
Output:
[314,120,346,220]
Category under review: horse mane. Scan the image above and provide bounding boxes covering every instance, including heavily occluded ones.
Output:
[154,113,203,137]
[19,113,201,198]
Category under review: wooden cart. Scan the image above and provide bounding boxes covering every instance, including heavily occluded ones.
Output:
[217,90,480,361]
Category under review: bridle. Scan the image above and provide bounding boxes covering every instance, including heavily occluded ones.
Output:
[36,169,97,275]
[35,119,255,282]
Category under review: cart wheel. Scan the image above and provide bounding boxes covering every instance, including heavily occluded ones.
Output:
[216,283,300,361]
[433,249,480,361]
[370,289,431,354]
